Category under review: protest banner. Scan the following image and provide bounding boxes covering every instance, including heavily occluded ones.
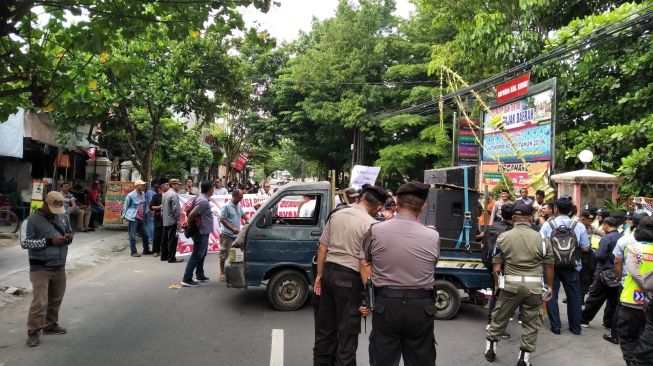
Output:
[174,194,301,257]
[103,181,134,225]
[350,165,381,189]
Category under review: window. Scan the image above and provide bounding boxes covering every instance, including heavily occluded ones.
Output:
[270,194,322,226]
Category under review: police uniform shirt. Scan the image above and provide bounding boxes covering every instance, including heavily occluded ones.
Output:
[361,213,440,289]
[493,222,554,277]
[319,204,377,272]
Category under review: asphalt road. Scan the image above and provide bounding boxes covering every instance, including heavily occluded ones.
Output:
[0,250,625,366]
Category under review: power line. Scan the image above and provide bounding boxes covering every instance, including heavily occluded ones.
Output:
[367,3,653,121]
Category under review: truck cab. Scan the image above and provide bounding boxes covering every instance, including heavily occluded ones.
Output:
[225,181,332,311]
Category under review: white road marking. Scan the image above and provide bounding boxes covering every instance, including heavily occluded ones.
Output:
[270,329,284,366]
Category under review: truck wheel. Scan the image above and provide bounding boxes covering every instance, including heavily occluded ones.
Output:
[267,269,309,311]
[434,280,461,320]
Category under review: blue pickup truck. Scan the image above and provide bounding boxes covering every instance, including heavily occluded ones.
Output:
[225,181,491,319]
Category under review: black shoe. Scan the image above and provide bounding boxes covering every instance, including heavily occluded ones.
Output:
[181,280,199,287]
[485,349,496,362]
[43,324,67,334]
[603,334,619,344]
[168,258,184,263]
[131,252,142,257]
[196,275,210,282]
[501,332,510,339]
[551,328,561,335]
[142,250,153,255]
[517,360,531,366]
[26,332,40,347]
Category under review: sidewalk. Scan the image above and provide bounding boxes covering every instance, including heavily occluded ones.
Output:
[0,229,129,307]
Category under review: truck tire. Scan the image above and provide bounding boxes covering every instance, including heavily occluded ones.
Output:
[267,269,309,311]
[434,280,461,320]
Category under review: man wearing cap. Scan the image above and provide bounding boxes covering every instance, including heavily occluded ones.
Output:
[313,184,388,366]
[123,180,152,257]
[359,182,439,365]
[21,191,74,347]
[343,187,360,206]
[485,203,554,366]
[161,179,183,263]
[490,189,513,225]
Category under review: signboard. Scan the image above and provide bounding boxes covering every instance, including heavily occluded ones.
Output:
[457,118,480,165]
[481,162,550,194]
[174,194,300,257]
[496,73,530,104]
[103,181,134,225]
[481,78,556,192]
[350,165,381,189]
[30,180,44,214]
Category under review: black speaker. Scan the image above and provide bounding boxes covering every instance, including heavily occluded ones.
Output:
[419,188,478,249]
[423,166,477,188]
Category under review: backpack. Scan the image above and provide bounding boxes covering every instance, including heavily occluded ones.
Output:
[482,221,513,268]
[548,219,580,269]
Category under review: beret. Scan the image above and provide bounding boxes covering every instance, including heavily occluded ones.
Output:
[396,181,430,201]
[361,184,389,204]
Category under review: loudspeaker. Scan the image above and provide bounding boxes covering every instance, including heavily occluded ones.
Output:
[424,166,477,188]
[419,188,478,249]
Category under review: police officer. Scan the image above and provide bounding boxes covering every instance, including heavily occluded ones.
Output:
[617,216,653,365]
[359,182,439,366]
[313,184,388,366]
[485,203,554,366]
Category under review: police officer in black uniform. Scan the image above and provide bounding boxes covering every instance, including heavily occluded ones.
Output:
[360,182,439,366]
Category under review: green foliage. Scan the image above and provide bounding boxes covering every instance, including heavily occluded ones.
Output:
[540,1,653,195]
[0,0,270,121]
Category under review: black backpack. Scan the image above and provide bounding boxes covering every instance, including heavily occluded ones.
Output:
[548,219,580,269]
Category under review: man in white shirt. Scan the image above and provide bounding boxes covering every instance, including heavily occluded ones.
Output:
[299,195,316,218]
[257,181,272,197]
[213,178,228,196]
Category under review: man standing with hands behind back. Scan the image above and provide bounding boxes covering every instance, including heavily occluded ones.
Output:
[21,191,74,347]
[359,182,439,366]
[313,184,388,366]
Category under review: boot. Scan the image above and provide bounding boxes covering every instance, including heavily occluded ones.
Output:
[517,349,532,366]
[485,340,497,362]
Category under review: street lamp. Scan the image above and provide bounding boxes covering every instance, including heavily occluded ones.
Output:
[578,149,594,169]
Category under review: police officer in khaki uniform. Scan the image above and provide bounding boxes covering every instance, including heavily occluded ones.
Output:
[485,203,554,366]
[313,185,389,366]
[359,182,439,366]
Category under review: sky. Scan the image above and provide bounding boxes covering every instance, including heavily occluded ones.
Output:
[242,0,415,42]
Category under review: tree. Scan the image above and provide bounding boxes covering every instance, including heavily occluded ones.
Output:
[267,0,399,178]
[540,1,653,195]
[52,26,247,182]
[1,0,272,121]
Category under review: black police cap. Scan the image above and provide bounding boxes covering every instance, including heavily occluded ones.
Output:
[361,184,389,204]
[396,181,430,201]
[580,209,595,220]
[513,203,533,216]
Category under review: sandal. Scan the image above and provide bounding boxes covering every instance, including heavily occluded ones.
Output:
[219,274,226,282]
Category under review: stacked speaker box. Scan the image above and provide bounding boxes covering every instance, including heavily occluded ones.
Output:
[419,187,479,249]
[424,166,477,187]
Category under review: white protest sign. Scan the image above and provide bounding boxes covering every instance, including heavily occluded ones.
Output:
[350,165,381,189]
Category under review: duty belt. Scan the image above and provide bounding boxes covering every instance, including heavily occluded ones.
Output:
[324,262,359,276]
[505,275,542,283]
[375,287,434,299]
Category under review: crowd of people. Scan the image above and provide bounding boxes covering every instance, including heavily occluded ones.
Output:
[17,176,653,366]
[480,188,653,366]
